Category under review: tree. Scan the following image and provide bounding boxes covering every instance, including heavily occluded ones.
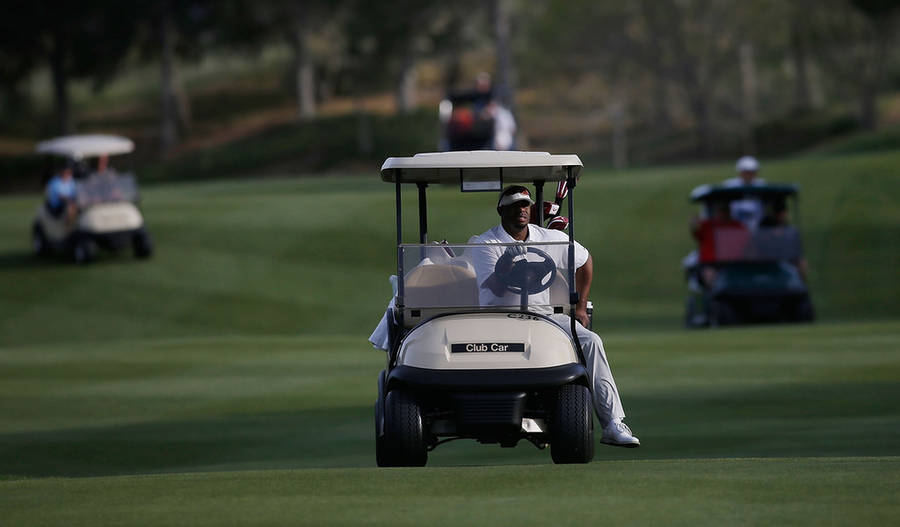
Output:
[492,0,515,111]
[803,0,900,130]
[0,1,141,135]
[345,0,478,114]
[849,0,900,129]
[0,3,40,122]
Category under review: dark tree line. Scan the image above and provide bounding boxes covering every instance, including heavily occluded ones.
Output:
[1,0,896,160]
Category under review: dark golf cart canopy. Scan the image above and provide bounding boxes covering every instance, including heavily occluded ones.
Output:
[689,183,798,203]
[381,151,582,185]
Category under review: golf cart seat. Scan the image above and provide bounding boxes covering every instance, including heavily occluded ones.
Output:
[401,261,479,327]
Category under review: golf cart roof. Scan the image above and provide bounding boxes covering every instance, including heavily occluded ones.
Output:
[381,151,582,184]
[35,134,135,160]
[690,183,798,202]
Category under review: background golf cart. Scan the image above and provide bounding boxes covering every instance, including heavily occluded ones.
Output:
[438,92,496,151]
[32,135,153,264]
[376,151,594,466]
[684,183,814,327]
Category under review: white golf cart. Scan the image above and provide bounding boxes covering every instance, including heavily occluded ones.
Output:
[375,151,594,466]
[32,134,152,263]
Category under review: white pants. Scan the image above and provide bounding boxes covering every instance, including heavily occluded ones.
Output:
[550,314,626,427]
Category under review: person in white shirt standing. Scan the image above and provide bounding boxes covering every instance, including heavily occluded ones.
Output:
[469,185,640,447]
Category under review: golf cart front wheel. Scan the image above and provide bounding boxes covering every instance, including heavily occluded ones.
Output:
[72,238,97,264]
[133,229,153,259]
[32,224,49,257]
[709,299,739,327]
[383,389,427,467]
[550,384,594,464]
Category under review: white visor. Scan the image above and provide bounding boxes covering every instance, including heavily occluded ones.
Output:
[498,189,535,208]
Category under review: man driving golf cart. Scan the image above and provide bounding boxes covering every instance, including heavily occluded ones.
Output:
[684,181,813,327]
[439,73,517,152]
[372,151,638,467]
[32,134,153,263]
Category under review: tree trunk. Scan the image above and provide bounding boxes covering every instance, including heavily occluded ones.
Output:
[443,54,461,93]
[49,27,71,135]
[355,96,373,155]
[395,52,417,114]
[689,92,713,157]
[789,13,812,113]
[859,23,889,130]
[492,0,515,112]
[651,67,672,131]
[739,43,757,154]
[160,0,177,156]
[291,7,316,120]
[641,1,671,130]
[609,100,628,169]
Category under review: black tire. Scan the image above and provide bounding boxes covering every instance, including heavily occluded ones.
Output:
[792,296,815,323]
[375,395,391,467]
[550,384,594,464]
[72,238,97,264]
[133,229,153,259]
[32,224,49,257]
[383,389,427,467]
[709,299,739,327]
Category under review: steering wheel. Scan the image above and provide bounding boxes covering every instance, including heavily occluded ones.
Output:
[494,246,557,296]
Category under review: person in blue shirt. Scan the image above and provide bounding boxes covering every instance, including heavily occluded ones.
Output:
[45,164,77,221]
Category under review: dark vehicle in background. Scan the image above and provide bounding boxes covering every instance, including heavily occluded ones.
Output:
[684,183,814,327]
[438,91,496,151]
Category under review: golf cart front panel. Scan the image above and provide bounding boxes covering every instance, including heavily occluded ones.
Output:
[78,203,144,234]
[397,312,579,370]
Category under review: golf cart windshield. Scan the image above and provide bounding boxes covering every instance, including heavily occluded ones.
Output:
[383,152,584,329]
[76,171,138,207]
[708,227,803,262]
[399,241,574,315]
[690,183,804,263]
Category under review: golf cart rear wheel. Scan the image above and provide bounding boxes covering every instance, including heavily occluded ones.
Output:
[792,297,815,322]
[383,389,427,467]
[133,229,153,259]
[550,384,594,464]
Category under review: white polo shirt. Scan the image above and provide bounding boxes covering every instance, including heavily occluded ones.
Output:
[469,223,589,311]
[722,177,767,229]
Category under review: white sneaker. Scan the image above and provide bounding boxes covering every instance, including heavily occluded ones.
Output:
[601,420,640,447]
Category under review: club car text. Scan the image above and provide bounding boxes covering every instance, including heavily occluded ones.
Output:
[451,343,525,353]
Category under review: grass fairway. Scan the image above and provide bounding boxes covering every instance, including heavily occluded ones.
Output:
[1,323,899,525]
[4,459,898,526]
[1,152,899,524]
